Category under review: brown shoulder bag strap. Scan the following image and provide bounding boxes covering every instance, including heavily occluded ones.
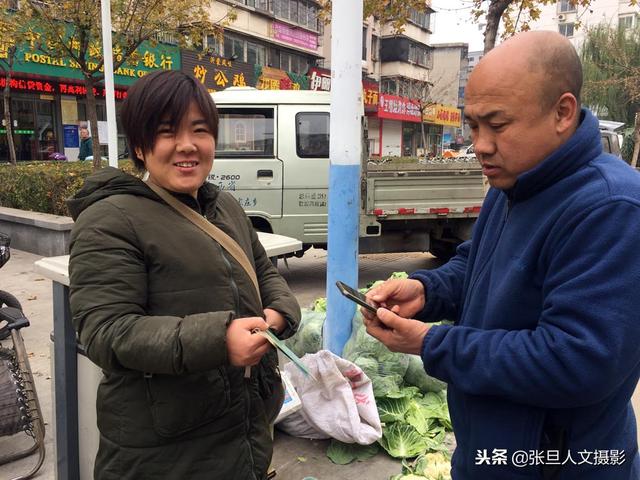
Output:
[145,181,261,298]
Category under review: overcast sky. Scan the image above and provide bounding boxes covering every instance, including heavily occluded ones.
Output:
[429,0,485,53]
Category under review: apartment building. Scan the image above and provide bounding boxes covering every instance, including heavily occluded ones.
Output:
[529,0,640,48]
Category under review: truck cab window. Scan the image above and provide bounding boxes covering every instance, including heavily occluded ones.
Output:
[216,108,275,157]
[296,112,330,158]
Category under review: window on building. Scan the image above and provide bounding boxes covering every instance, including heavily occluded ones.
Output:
[204,35,222,56]
[558,22,574,37]
[371,35,380,61]
[409,8,432,30]
[558,0,576,13]
[273,0,319,30]
[224,34,245,60]
[362,27,368,60]
[408,43,431,67]
[381,78,397,95]
[216,108,275,157]
[296,112,330,158]
[247,42,267,66]
[619,14,636,30]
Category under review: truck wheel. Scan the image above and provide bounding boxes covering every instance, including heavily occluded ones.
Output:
[429,239,458,260]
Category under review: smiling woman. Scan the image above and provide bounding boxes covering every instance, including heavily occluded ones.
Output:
[65,70,301,480]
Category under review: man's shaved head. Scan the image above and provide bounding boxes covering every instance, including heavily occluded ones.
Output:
[476,31,582,112]
[464,31,583,189]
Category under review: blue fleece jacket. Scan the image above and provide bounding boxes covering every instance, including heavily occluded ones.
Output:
[411,109,640,479]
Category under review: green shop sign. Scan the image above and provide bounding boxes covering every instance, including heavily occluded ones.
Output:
[5,39,180,86]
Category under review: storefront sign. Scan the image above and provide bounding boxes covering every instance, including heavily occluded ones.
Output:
[363,80,379,113]
[423,104,462,127]
[255,66,304,90]
[181,50,255,92]
[2,35,179,86]
[63,124,79,148]
[0,76,128,98]
[308,67,379,111]
[377,94,421,123]
[308,67,331,91]
[272,21,318,50]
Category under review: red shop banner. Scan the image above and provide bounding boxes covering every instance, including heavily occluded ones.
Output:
[0,76,128,99]
[377,94,421,123]
[308,67,379,112]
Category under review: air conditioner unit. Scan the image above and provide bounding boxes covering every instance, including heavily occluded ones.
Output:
[558,13,567,22]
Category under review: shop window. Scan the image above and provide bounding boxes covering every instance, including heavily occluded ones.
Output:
[216,108,274,157]
[296,112,330,158]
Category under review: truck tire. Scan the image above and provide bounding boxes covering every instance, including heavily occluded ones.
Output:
[429,239,459,261]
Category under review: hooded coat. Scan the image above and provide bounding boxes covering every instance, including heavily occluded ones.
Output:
[412,110,640,479]
[67,167,301,480]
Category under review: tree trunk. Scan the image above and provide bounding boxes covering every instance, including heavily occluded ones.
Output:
[3,74,17,166]
[484,0,512,53]
[420,116,427,157]
[2,48,17,166]
[631,112,640,169]
[84,76,102,171]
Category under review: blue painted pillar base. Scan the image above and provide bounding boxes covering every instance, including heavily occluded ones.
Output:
[324,163,360,356]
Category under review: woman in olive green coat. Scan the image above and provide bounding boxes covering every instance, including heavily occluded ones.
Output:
[67,71,300,480]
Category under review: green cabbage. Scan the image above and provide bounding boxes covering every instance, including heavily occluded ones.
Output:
[404,355,447,394]
[326,439,379,465]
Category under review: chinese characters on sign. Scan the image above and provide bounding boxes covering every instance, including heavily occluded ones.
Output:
[0,76,128,98]
[308,67,379,112]
[272,21,318,50]
[298,192,327,208]
[181,50,255,93]
[475,449,626,468]
[377,94,422,123]
[423,104,462,127]
[1,36,179,86]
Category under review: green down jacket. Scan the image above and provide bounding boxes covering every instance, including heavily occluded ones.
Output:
[67,167,301,480]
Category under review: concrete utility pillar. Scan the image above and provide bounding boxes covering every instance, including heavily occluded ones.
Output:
[100,0,119,167]
[324,0,364,355]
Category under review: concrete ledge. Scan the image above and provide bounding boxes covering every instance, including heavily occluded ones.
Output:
[0,206,73,256]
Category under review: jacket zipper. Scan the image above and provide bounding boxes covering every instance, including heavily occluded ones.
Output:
[212,215,258,479]
[464,197,512,307]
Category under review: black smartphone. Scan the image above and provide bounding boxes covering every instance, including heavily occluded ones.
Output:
[335,281,378,314]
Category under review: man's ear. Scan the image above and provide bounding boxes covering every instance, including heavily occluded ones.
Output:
[134,147,144,160]
[555,92,579,135]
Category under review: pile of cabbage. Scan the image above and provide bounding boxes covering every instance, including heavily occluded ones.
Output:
[285,273,453,479]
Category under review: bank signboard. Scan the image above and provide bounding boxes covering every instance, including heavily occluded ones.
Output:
[1,37,179,86]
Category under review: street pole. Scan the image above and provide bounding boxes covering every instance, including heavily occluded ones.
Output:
[100,0,118,168]
[324,0,364,355]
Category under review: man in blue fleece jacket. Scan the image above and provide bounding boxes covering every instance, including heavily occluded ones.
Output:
[363,31,640,479]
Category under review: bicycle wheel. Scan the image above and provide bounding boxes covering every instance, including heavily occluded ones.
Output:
[0,291,21,310]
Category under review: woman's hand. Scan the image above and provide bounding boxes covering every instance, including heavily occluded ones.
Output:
[226,317,271,367]
[263,308,287,334]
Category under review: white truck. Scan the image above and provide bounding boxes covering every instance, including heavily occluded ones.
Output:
[210,88,485,259]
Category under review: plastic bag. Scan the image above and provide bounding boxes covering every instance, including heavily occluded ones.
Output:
[277,350,382,445]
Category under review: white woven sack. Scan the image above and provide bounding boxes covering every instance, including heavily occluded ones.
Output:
[277,350,382,445]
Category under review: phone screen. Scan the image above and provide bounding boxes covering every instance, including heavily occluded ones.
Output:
[335,281,378,313]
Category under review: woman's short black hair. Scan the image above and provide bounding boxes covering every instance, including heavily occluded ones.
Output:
[120,70,219,170]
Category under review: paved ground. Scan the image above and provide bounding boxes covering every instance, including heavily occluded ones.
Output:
[0,248,440,480]
[1,247,639,480]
